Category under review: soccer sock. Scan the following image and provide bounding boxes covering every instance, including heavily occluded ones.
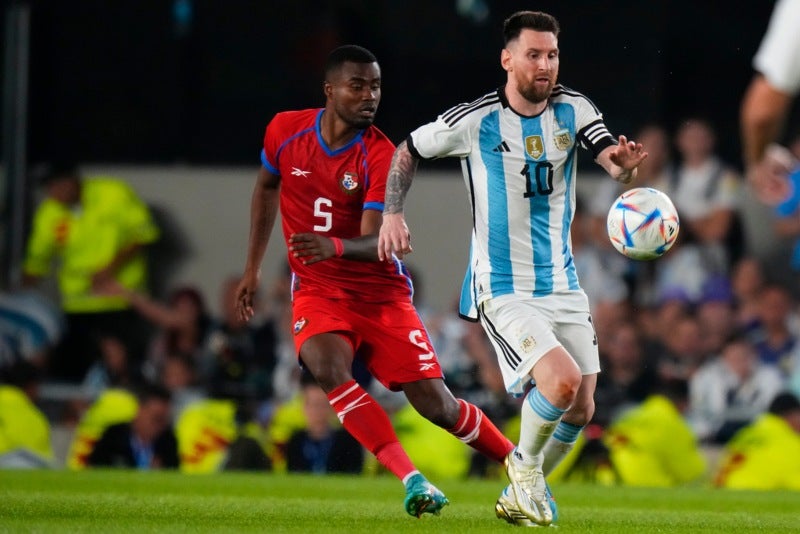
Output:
[542,421,584,476]
[448,399,515,463]
[327,379,417,482]
[517,388,567,466]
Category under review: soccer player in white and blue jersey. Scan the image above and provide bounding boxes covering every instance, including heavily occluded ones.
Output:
[378,11,648,527]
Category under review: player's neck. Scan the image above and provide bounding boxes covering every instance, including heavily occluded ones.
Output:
[319,110,360,151]
[504,86,547,117]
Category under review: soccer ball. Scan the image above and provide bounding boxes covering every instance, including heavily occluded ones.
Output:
[606,187,680,260]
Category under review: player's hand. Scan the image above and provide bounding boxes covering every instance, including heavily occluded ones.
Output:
[289,233,336,265]
[378,213,412,261]
[747,144,794,205]
[609,135,648,183]
[235,271,260,322]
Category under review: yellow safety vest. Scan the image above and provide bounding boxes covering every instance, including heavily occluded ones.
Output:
[714,413,800,490]
[0,385,54,463]
[23,177,159,313]
[604,395,707,487]
[67,388,139,470]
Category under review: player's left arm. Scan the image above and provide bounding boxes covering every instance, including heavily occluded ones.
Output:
[595,135,648,184]
[288,212,381,264]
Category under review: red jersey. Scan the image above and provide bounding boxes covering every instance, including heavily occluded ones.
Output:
[262,108,413,302]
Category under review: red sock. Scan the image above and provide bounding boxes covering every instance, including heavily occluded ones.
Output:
[449,399,514,463]
[328,380,416,481]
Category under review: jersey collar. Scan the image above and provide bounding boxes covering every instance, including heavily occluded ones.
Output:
[314,109,365,157]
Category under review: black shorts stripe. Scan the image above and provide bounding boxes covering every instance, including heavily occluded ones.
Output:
[480,307,522,369]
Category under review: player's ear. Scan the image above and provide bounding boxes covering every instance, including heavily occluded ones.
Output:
[323,80,333,99]
[500,48,512,72]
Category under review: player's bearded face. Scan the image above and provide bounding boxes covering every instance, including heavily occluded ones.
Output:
[329,62,382,129]
[508,30,559,104]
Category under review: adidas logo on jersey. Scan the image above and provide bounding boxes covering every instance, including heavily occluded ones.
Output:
[492,141,510,153]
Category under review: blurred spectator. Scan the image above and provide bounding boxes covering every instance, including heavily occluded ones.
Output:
[594,323,660,427]
[655,313,707,387]
[96,281,214,384]
[695,276,737,356]
[688,336,785,444]
[159,353,206,418]
[87,384,179,469]
[286,373,364,474]
[746,284,798,373]
[206,276,278,401]
[588,298,631,359]
[635,293,690,356]
[714,391,800,490]
[0,289,64,372]
[740,0,800,203]
[81,334,143,400]
[650,233,716,306]
[730,256,767,330]
[772,155,800,273]
[22,164,159,382]
[0,362,54,468]
[66,388,139,470]
[572,197,630,313]
[602,382,706,487]
[668,118,744,269]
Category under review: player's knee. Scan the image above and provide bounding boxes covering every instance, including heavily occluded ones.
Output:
[550,371,582,407]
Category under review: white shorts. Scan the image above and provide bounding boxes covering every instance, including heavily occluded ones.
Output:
[479,291,601,396]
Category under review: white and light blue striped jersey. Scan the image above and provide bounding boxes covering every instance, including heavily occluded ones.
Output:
[407,86,616,320]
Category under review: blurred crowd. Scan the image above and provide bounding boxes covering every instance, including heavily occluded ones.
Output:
[2,118,800,490]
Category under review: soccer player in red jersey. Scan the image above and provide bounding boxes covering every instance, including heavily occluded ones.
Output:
[234,45,514,518]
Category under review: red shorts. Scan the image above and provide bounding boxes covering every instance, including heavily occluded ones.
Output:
[291,295,443,391]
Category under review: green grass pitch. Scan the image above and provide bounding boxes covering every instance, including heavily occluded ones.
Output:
[1,470,799,533]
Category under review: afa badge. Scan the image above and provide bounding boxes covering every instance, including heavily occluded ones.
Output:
[525,135,544,160]
[553,129,573,151]
[340,172,360,193]
[519,334,537,353]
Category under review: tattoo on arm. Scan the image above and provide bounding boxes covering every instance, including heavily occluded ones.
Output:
[384,141,419,214]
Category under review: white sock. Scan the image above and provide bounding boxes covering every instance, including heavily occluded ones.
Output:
[542,421,584,476]
[517,388,566,466]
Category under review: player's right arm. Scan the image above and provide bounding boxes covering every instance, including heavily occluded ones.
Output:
[236,166,281,322]
[378,105,473,261]
[378,140,419,261]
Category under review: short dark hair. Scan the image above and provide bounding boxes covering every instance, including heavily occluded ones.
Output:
[324,45,377,77]
[38,162,80,185]
[769,392,800,416]
[503,11,560,45]
[135,383,172,404]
